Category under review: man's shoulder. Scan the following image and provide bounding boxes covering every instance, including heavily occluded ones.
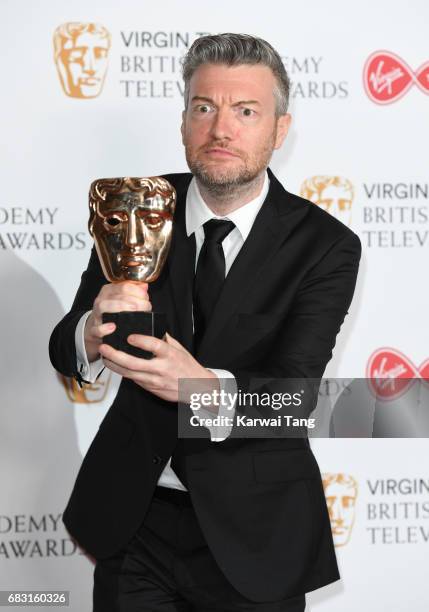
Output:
[271,172,359,247]
[291,189,359,243]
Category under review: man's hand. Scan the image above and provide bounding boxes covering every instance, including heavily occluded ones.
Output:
[98,332,218,403]
[84,281,151,363]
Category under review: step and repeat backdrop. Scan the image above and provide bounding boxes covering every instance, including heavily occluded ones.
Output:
[1,1,428,610]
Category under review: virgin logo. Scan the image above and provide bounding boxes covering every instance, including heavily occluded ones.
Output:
[363,51,429,104]
[367,348,429,400]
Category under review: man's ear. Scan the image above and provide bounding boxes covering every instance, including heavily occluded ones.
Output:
[180,110,186,145]
[274,113,291,150]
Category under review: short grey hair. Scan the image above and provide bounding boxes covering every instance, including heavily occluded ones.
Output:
[182,33,290,116]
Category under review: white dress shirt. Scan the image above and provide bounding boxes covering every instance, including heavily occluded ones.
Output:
[75,171,270,491]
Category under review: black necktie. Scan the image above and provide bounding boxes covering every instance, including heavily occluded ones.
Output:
[170,219,235,488]
[193,219,235,349]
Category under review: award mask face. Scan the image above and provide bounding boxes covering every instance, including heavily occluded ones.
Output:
[53,23,111,99]
[89,177,176,283]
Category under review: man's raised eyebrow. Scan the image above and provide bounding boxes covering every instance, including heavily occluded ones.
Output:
[191,96,215,104]
[232,100,261,106]
[190,96,261,106]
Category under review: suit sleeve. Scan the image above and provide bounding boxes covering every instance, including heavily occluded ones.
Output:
[48,246,108,378]
[229,231,362,420]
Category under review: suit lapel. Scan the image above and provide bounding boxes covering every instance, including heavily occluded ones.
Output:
[196,169,311,358]
[166,174,195,352]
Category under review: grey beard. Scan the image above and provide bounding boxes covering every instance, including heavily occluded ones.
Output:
[188,160,261,198]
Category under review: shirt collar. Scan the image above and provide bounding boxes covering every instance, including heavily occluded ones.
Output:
[185,171,270,241]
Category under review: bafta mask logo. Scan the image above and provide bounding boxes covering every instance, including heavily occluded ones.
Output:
[59,370,111,404]
[322,473,358,547]
[53,23,111,99]
[89,176,176,283]
[300,176,354,227]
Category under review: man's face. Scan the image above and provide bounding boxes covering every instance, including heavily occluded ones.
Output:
[324,481,357,546]
[92,189,174,283]
[317,184,353,226]
[57,31,109,98]
[181,63,290,190]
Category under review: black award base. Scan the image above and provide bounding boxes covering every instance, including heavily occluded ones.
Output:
[102,311,168,359]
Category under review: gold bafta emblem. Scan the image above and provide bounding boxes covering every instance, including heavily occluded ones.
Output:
[89,176,176,358]
[53,23,111,99]
[322,473,358,547]
[89,177,176,283]
[59,370,111,404]
[300,176,354,227]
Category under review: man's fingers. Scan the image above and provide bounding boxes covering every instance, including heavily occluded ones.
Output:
[91,322,116,339]
[99,342,161,373]
[101,357,161,388]
[96,298,152,314]
[164,332,187,353]
[117,281,149,297]
[101,281,150,300]
[127,334,170,357]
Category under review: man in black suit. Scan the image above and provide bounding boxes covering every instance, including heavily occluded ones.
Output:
[50,33,361,611]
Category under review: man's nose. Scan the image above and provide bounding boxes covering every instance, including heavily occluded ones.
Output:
[124,213,144,247]
[209,107,235,141]
[82,48,96,74]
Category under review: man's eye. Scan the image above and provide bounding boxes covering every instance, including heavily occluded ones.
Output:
[240,108,255,117]
[196,104,212,113]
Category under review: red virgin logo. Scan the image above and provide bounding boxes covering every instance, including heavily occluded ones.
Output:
[363,51,429,104]
[366,348,429,400]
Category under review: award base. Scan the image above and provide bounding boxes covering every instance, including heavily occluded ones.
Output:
[102,311,168,359]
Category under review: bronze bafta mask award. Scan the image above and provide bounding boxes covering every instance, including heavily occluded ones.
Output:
[89,176,176,358]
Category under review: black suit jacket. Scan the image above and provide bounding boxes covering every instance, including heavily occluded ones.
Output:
[49,168,361,602]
